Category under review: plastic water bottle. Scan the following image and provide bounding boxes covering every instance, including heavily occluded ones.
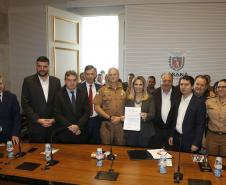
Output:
[159,153,167,174]
[96,148,104,167]
[6,141,14,158]
[45,144,52,162]
[214,156,222,177]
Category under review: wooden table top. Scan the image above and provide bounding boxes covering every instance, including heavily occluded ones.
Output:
[0,144,225,185]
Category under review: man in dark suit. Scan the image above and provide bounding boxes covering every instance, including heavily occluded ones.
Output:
[150,72,181,149]
[122,73,135,92]
[54,70,90,143]
[168,75,206,152]
[147,75,156,95]
[21,56,61,143]
[78,65,101,144]
[193,75,209,102]
[0,75,21,144]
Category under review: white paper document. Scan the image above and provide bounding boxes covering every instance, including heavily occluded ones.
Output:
[147,148,172,159]
[192,154,204,162]
[40,148,59,155]
[123,107,141,131]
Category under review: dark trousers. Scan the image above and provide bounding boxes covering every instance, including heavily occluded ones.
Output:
[56,129,88,144]
[173,131,192,152]
[125,130,151,148]
[148,127,172,150]
[28,123,54,143]
[88,116,101,144]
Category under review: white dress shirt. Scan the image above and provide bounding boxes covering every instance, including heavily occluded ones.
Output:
[0,92,2,103]
[161,88,172,123]
[86,82,98,117]
[38,76,49,102]
[66,88,77,102]
[176,93,193,134]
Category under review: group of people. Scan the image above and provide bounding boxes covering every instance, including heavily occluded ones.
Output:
[0,56,226,157]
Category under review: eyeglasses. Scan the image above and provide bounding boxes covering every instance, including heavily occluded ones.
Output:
[217,86,226,89]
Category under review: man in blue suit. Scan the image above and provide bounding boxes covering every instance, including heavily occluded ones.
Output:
[78,65,101,144]
[0,75,21,144]
[169,75,206,152]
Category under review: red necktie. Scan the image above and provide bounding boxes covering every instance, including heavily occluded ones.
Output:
[89,84,93,115]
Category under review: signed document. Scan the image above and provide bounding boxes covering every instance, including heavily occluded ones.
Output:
[123,107,141,131]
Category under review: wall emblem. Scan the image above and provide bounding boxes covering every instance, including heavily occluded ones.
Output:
[169,55,185,71]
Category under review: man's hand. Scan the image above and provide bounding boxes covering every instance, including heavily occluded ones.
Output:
[37,119,55,127]
[111,116,121,124]
[191,145,199,152]
[68,124,81,135]
[140,112,148,121]
[12,136,19,145]
[168,137,173,146]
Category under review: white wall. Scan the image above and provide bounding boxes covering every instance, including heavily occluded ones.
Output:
[8,6,47,100]
[125,3,226,85]
[6,0,226,99]
[0,0,9,88]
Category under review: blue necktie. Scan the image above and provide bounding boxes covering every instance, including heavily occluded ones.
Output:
[71,91,76,112]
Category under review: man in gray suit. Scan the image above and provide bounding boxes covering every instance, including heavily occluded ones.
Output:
[21,56,61,143]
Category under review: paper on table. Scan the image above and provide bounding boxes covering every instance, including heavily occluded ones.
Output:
[192,154,204,162]
[123,107,141,131]
[147,148,172,159]
[166,159,173,166]
[40,148,59,155]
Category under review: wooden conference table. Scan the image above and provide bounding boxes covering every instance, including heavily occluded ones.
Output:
[0,144,225,185]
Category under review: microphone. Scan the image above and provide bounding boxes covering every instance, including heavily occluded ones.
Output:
[198,149,212,172]
[107,122,116,161]
[95,120,119,181]
[174,134,183,183]
[46,126,67,166]
[15,138,26,158]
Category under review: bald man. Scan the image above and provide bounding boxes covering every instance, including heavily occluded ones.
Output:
[94,68,126,145]
[150,72,181,149]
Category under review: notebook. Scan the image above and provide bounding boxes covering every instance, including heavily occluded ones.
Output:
[127,150,153,160]
[188,179,212,185]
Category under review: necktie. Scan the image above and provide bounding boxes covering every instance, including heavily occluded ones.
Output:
[0,94,2,103]
[71,91,76,112]
[89,85,93,115]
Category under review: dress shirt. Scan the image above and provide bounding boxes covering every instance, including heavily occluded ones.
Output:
[161,88,172,123]
[66,88,77,102]
[0,92,2,102]
[86,82,98,117]
[38,76,49,102]
[176,93,193,134]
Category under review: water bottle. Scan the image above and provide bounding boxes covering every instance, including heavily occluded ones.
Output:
[45,144,52,162]
[96,148,104,167]
[214,156,222,177]
[159,153,167,174]
[6,141,14,158]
